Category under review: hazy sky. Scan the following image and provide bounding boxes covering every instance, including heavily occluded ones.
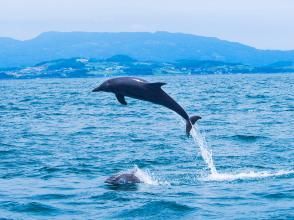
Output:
[0,0,293,50]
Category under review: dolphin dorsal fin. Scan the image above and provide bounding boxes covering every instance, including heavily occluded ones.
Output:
[115,94,127,105]
[146,82,166,89]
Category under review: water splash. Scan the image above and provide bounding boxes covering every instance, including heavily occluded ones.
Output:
[132,165,170,185]
[132,165,156,185]
[190,124,217,174]
[190,125,294,182]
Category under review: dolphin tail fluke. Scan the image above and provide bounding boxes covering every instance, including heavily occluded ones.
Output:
[186,115,202,136]
[190,115,201,125]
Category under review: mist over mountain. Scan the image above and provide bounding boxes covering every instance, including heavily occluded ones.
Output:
[1,31,294,68]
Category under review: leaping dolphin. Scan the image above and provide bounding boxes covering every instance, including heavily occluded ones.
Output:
[92,77,201,136]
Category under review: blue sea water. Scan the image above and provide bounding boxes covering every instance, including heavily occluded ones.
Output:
[0,74,293,219]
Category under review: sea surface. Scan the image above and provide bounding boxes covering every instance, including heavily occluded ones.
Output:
[0,74,293,219]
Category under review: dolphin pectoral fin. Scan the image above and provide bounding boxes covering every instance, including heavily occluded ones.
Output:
[115,94,127,105]
[146,82,167,89]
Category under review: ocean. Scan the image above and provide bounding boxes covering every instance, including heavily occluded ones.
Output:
[0,74,293,219]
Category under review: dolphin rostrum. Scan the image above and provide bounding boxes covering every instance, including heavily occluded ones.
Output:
[92,77,201,135]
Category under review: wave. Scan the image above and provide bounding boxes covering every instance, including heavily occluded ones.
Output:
[202,170,294,182]
[115,200,194,219]
[231,134,266,142]
[4,201,60,214]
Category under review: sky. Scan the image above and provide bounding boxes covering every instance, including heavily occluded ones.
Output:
[0,0,293,50]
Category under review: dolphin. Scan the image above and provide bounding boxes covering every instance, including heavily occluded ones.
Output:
[105,171,142,185]
[92,77,201,135]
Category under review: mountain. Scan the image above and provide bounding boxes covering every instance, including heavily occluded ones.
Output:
[1,31,294,68]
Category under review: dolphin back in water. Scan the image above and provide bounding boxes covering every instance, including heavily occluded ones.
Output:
[105,170,142,185]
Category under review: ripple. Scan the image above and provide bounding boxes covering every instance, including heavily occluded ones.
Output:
[246,94,268,99]
[4,201,60,215]
[231,134,266,142]
[262,192,294,199]
[29,193,76,200]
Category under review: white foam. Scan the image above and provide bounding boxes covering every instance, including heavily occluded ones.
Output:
[132,165,170,185]
[202,170,294,182]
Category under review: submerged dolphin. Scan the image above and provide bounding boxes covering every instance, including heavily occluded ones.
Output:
[92,77,201,135]
[105,172,142,185]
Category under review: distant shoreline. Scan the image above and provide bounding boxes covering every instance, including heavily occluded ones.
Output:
[1,72,293,81]
[1,55,294,80]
